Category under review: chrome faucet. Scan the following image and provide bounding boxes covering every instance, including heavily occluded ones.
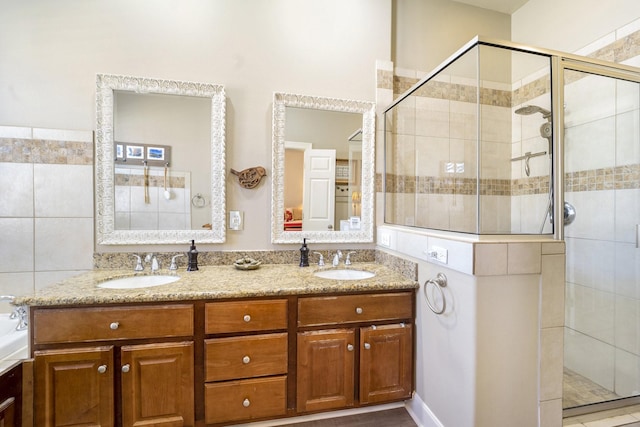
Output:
[1,296,27,331]
[313,252,325,267]
[145,253,159,272]
[332,250,343,267]
[132,254,144,271]
[169,254,184,270]
[11,306,28,331]
[344,251,356,266]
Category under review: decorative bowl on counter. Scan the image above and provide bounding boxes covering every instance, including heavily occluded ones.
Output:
[233,257,262,270]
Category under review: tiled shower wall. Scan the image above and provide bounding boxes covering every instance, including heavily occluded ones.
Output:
[377,18,640,402]
[0,126,94,312]
[380,46,552,234]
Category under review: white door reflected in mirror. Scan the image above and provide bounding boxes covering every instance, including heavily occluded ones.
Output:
[272,92,375,244]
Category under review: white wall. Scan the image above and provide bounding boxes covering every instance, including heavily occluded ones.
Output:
[0,0,392,252]
[393,0,511,73]
[512,0,640,52]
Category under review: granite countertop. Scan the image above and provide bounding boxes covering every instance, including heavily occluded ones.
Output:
[15,263,418,307]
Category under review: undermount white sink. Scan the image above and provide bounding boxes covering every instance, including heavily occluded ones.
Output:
[97,275,180,289]
[313,269,375,280]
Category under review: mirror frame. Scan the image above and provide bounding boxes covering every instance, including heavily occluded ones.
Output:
[95,73,226,245]
[271,92,375,244]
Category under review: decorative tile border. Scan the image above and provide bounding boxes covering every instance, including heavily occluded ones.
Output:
[0,137,93,165]
[115,172,186,188]
[379,165,639,196]
[565,164,640,192]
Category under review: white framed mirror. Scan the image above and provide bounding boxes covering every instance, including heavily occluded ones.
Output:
[96,74,226,245]
[271,92,375,244]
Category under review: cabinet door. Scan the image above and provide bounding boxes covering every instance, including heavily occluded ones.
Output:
[0,397,15,427]
[34,346,114,427]
[360,324,413,404]
[297,329,354,413]
[120,341,194,427]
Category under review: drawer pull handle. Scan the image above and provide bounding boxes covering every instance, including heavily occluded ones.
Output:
[364,343,371,350]
[243,314,251,322]
[243,398,251,408]
[121,364,130,373]
[110,322,119,330]
[355,307,363,314]
[347,344,354,351]
[242,356,251,364]
[97,364,107,374]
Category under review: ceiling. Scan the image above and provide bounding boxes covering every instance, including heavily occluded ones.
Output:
[453,0,530,14]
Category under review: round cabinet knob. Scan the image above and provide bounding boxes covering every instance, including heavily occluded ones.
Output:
[97,365,107,374]
[243,398,251,408]
[355,307,363,315]
[347,344,354,352]
[243,314,251,323]
[110,322,119,330]
[364,343,371,350]
[121,364,130,373]
[242,356,251,364]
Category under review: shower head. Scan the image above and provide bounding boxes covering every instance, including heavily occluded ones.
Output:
[515,105,551,119]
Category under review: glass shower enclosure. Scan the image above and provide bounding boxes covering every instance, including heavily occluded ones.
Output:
[384,37,640,414]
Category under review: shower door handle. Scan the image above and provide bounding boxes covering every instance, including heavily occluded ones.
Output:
[636,224,639,249]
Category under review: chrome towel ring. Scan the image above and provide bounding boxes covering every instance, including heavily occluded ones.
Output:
[424,273,447,315]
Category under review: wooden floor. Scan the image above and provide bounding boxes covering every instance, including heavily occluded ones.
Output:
[285,408,417,427]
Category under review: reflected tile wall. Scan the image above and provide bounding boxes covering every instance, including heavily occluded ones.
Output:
[0,126,94,312]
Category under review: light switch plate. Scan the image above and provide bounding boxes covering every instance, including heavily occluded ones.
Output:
[229,211,243,230]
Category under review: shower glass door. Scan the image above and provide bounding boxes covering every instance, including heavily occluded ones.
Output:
[563,67,640,409]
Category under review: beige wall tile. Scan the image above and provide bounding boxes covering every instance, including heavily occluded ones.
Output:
[541,327,564,401]
[474,243,507,275]
[508,242,541,274]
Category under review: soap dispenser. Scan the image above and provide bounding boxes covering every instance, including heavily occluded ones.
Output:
[187,240,199,271]
[299,238,309,267]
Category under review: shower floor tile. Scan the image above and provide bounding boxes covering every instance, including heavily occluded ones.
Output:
[564,368,620,408]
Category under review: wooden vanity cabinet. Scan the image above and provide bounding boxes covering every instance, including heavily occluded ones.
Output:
[28,289,415,426]
[203,299,288,425]
[297,292,414,413]
[31,304,194,427]
[0,362,22,427]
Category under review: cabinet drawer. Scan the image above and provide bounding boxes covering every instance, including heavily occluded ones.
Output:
[33,304,194,344]
[298,292,413,327]
[205,333,288,381]
[205,299,287,334]
[205,376,287,424]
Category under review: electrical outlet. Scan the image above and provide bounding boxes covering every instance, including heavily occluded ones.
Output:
[229,211,243,230]
[427,246,448,264]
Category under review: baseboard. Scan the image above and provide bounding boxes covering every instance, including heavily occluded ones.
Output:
[236,402,406,426]
[405,392,444,427]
